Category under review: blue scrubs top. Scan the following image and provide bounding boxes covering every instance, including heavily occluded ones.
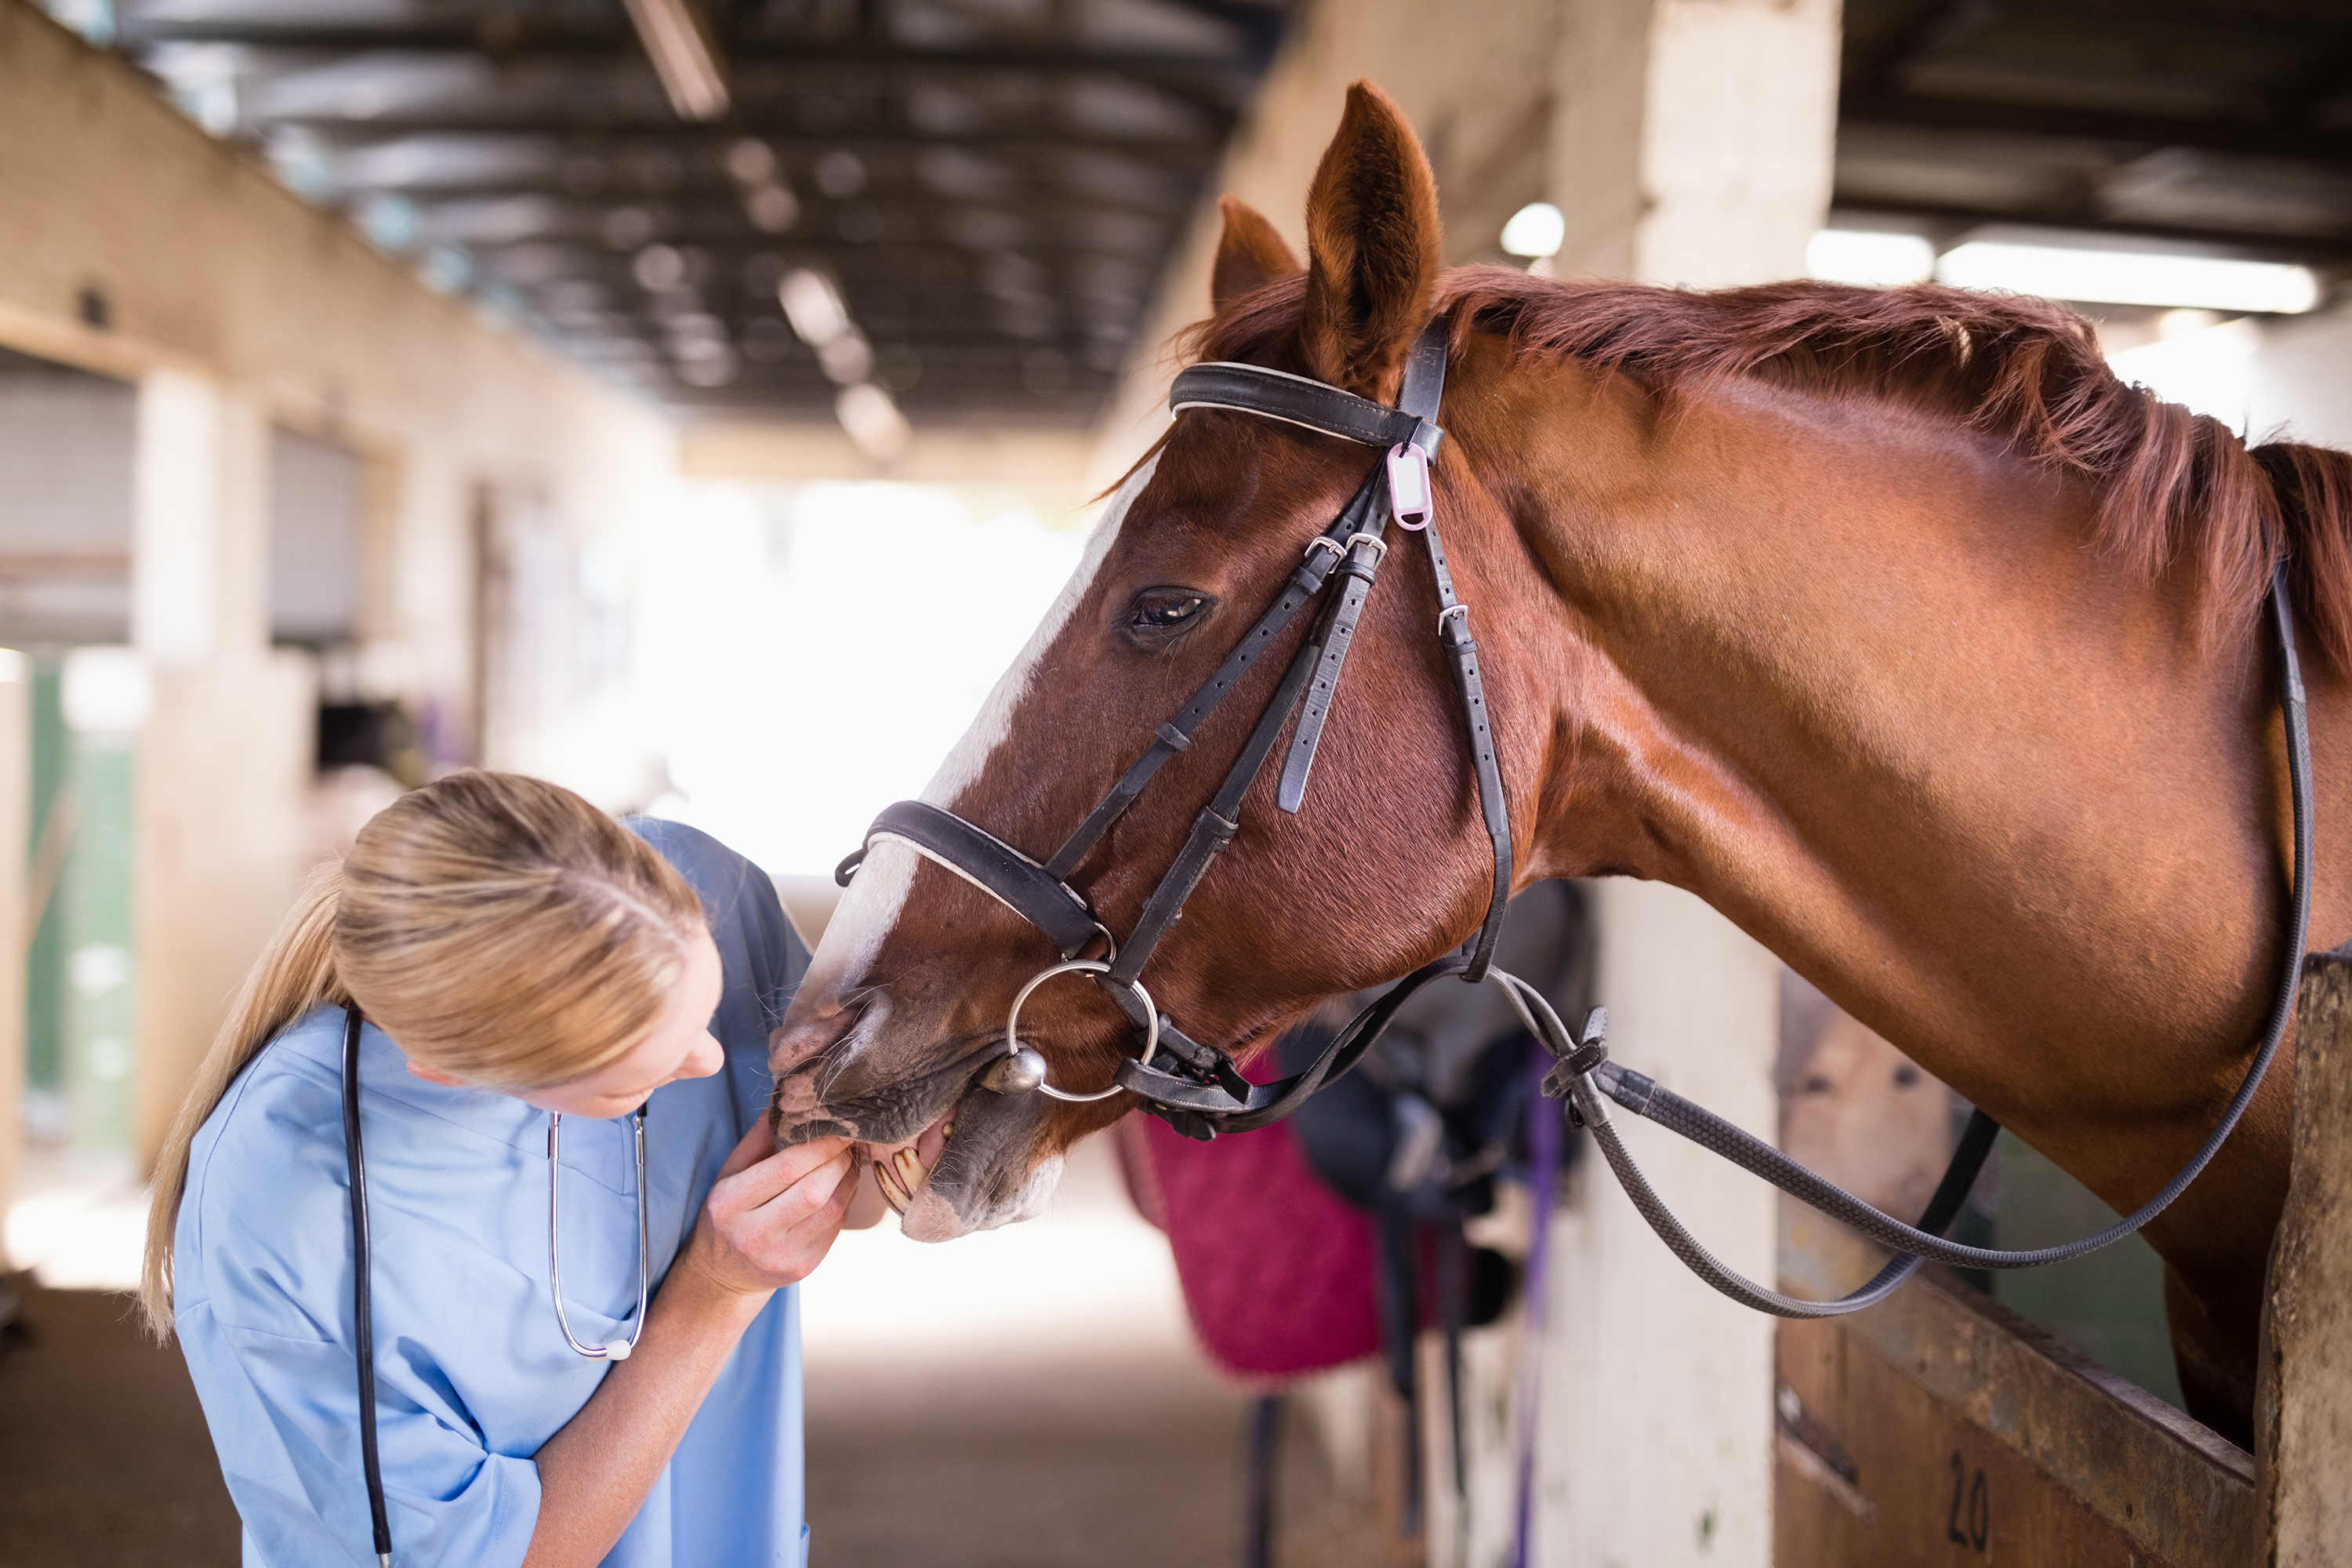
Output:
[173,819,810,1568]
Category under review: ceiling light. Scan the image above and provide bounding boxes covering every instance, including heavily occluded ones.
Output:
[837,383,911,462]
[724,138,776,186]
[622,0,729,122]
[779,268,851,346]
[1500,202,1564,260]
[1936,242,2320,314]
[745,185,799,234]
[1806,229,1934,286]
[815,150,868,200]
[817,331,874,385]
[632,243,687,292]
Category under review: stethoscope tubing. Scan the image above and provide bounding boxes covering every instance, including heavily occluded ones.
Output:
[341,1008,394,1568]
[341,1008,652,1566]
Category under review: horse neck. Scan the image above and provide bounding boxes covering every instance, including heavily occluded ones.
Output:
[1473,358,2284,1189]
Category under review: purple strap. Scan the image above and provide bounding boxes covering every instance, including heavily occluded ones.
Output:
[1512,1044,1565,1568]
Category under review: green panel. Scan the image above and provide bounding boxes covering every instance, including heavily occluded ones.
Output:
[63,736,136,1154]
[24,659,67,1098]
[1991,1129,2186,1411]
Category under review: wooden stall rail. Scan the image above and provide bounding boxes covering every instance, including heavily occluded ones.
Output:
[2259,947,2352,1563]
[1776,1213,2258,1565]
[1769,951,2352,1567]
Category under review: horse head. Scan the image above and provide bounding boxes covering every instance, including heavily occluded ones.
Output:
[766,84,1548,1240]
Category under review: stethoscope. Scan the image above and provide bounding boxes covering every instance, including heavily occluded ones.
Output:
[340,1009,650,1566]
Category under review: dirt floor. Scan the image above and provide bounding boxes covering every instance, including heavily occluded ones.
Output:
[0,1278,241,1567]
[0,1138,1390,1567]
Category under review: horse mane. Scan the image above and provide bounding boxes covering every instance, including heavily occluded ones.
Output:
[1185,266,2352,673]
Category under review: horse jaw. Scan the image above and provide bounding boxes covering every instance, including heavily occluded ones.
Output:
[898,1080,1066,1240]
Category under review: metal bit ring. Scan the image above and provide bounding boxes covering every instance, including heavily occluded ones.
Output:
[1004,960,1159,1103]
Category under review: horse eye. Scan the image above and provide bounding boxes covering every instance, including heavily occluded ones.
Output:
[1125,590,1209,637]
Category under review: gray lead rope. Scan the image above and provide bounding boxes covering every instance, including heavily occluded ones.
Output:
[1503,568,2313,1318]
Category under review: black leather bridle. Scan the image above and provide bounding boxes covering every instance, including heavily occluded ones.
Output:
[835,315,2316,1319]
[837,318,1509,1142]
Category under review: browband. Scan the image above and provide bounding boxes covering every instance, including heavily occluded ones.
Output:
[1171,361,1444,457]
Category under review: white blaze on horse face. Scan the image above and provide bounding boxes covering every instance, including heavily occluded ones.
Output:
[799,453,1162,1014]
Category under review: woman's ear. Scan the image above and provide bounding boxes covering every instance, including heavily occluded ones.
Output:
[406,1059,464,1087]
[1298,80,1443,401]
[1210,194,1301,312]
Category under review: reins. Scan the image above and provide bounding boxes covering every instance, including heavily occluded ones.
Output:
[1531,567,2314,1317]
[836,313,2316,1317]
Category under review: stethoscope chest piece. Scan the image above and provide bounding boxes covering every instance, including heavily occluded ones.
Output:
[546,1104,653,1362]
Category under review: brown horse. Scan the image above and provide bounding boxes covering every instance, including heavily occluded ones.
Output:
[770,82,2352,1446]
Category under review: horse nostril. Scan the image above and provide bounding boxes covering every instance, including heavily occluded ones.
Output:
[769,999,869,1076]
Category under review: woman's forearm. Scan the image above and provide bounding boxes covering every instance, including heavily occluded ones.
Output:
[517,1132,853,1568]
[521,1261,771,1568]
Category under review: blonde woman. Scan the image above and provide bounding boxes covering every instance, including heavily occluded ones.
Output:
[140,771,855,1568]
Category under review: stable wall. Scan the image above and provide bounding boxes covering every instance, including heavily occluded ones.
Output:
[2252,305,2352,453]
[0,0,677,1168]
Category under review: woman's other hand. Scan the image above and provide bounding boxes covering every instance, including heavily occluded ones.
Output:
[528,1127,855,1566]
[683,1126,858,1297]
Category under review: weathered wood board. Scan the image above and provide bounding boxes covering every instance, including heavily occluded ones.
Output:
[2259,949,2352,1563]
[1776,1257,2257,1566]
[1773,982,2262,1567]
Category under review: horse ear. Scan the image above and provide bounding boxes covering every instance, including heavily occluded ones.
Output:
[1210,196,1301,312]
[1298,81,1442,399]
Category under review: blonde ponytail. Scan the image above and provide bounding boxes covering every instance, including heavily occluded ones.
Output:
[138,770,705,1342]
[140,862,347,1338]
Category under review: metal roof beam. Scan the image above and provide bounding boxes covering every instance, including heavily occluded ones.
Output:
[116,27,1259,78]
[1828,194,2352,263]
[281,124,1220,163]
[1840,92,2352,168]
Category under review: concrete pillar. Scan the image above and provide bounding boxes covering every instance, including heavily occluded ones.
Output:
[1550,0,1841,289]
[1535,5,1838,1566]
[128,369,313,1171]
[132,369,270,668]
[0,656,27,1269]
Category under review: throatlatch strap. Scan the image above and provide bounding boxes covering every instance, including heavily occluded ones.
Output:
[1424,514,1512,982]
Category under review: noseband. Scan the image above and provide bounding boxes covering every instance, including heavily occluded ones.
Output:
[838,318,1511,1141]
[834,315,2316,1321]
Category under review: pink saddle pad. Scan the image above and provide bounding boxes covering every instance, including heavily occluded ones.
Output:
[1116,1107,1377,1383]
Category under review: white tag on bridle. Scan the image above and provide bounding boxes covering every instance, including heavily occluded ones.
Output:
[1387,442,1432,530]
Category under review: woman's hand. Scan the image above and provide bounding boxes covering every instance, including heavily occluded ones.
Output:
[679,1125,859,1298]
[525,1126,856,1566]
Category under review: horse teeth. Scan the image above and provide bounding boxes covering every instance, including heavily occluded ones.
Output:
[873,1158,911,1215]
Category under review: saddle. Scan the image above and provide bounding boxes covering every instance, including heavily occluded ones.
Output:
[1125,882,1587,1534]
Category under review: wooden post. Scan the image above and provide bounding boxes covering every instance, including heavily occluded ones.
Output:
[2260,949,2352,1560]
